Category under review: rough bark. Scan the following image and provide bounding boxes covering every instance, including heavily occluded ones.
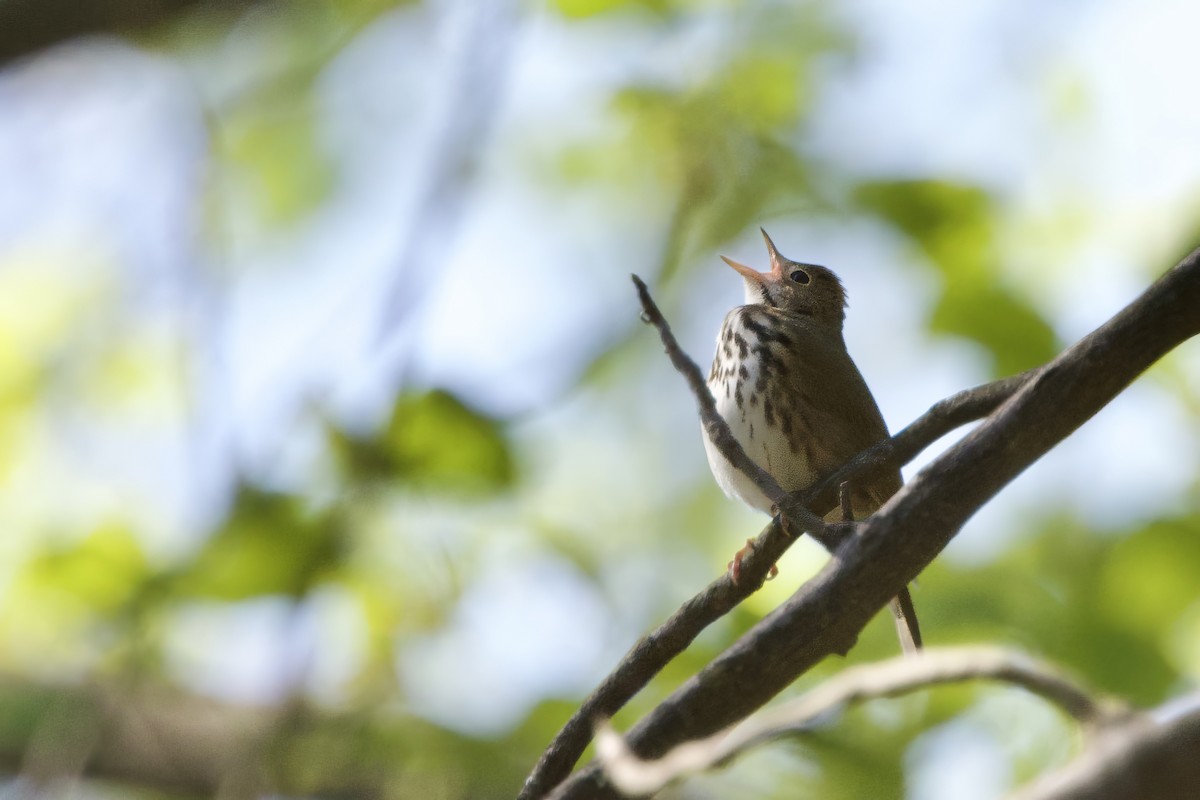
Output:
[546,247,1200,799]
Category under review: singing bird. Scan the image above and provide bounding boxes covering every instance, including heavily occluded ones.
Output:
[703,228,921,653]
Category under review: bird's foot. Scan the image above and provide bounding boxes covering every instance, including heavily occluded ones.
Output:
[727,538,778,585]
[768,506,798,539]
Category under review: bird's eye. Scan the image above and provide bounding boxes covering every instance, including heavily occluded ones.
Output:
[789,270,810,285]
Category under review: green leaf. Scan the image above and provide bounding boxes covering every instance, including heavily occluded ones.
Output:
[22,524,149,614]
[713,55,804,133]
[856,179,995,271]
[1100,516,1200,634]
[175,486,345,600]
[329,389,514,494]
[551,0,671,18]
[931,282,1059,375]
[856,179,1058,374]
[218,94,335,227]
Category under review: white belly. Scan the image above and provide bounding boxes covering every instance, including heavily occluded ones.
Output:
[702,310,815,515]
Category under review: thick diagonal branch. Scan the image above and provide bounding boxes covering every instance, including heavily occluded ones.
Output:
[520,279,1035,799]
[551,247,1200,798]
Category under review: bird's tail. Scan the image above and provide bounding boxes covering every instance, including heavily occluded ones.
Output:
[890,587,923,654]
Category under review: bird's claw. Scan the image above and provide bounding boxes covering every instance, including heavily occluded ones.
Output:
[727,538,779,585]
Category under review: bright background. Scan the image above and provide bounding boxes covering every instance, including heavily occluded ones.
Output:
[1,0,1199,797]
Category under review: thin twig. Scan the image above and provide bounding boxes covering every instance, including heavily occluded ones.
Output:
[595,646,1128,796]
[631,274,825,532]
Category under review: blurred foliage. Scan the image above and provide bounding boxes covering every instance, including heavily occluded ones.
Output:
[218,94,336,226]
[0,0,1196,799]
[175,486,347,600]
[328,389,515,493]
[22,525,150,616]
[553,0,668,17]
[856,179,1060,376]
[555,1,849,282]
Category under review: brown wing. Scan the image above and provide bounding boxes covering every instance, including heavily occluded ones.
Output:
[773,313,922,652]
[773,314,902,516]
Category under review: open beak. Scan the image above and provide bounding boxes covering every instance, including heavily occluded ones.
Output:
[719,227,787,284]
[719,254,768,285]
[758,227,787,277]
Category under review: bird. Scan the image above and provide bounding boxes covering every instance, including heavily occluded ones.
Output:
[702,227,922,653]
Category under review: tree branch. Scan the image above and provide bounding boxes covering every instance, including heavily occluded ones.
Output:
[0,675,273,795]
[519,279,1038,799]
[787,367,1038,519]
[0,0,256,68]
[629,275,821,530]
[0,673,460,797]
[595,646,1126,796]
[549,247,1200,798]
[1010,701,1200,800]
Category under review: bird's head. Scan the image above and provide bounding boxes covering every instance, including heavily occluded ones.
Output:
[721,228,847,328]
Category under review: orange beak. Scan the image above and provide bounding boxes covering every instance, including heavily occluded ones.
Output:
[719,254,767,284]
[720,227,787,284]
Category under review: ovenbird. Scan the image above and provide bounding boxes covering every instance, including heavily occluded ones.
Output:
[703,228,921,653]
